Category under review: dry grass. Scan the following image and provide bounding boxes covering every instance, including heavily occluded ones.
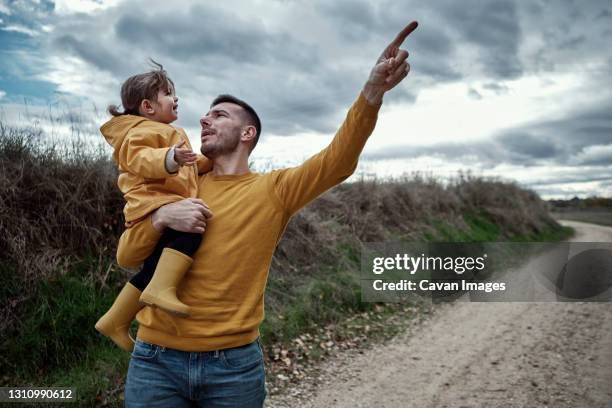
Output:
[0,122,125,337]
[273,173,555,272]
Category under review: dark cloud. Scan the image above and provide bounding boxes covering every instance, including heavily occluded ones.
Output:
[520,0,612,75]
[113,6,309,66]
[440,0,523,79]
[315,0,463,85]
[525,106,612,160]
[596,9,612,20]
[557,35,586,50]
[496,132,559,160]
[53,34,124,74]
[409,34,462,83]
[572,141,612,166]
[377,3,462,83]
[576,153,612,166]
[316,0,379,42]
[49,4,319,75]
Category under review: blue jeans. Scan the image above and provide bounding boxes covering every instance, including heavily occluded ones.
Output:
[125,338,267,407]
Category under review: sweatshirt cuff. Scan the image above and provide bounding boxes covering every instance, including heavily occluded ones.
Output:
[165,145,179,174]
[357,91,382,117]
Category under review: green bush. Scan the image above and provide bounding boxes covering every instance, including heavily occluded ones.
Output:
[0,259,126,378]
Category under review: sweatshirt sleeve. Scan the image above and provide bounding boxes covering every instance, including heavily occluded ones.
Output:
[118,129,173,179]
[273,92,380,216]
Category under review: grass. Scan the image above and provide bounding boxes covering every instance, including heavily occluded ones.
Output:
[262,266,366,343]
[0,257,131,407]
[1,263,120,377]
[45,343,130,407]
[428,213,501,241]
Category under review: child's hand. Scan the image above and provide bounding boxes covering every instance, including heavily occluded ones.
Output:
[174,140,197,166]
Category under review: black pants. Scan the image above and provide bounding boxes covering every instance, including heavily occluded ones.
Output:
[129,229,202,291]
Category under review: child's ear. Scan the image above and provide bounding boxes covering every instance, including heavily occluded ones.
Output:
[140,99,155,115]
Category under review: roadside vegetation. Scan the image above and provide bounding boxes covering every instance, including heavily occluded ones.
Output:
[0,120,572,405]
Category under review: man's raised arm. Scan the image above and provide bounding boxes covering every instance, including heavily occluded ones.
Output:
[273,21,418,216]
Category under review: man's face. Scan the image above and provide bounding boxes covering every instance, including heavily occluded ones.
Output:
[200,102,244,158]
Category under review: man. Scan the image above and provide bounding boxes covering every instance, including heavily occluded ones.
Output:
[120,21,418,407]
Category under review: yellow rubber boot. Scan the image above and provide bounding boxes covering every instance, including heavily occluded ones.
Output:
[95,282,142,352]
[139,248,192,317]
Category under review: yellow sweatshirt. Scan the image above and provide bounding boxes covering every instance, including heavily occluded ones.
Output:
[116,93,380,351]
[100,116,211,224]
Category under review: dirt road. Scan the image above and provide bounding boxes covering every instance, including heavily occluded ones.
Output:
[267,221,612,408]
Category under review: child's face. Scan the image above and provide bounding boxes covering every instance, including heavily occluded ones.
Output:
[150,85,178,124]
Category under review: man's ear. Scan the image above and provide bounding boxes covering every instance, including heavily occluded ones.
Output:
[241,125,257,143]
[139,99,155,116]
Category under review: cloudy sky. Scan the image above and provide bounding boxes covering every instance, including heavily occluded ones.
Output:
[1,0,611,198]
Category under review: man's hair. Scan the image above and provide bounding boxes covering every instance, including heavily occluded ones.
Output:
[108,59,174,117]
[210,94,262,152]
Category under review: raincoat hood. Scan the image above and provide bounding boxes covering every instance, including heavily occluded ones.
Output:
[100,114,147,162]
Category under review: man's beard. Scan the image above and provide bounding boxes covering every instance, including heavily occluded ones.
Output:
[200,129,240,158]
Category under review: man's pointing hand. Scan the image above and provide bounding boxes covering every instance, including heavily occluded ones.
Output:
[363,21,418,105]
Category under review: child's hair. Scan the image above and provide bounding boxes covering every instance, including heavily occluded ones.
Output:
[108,59,175,117]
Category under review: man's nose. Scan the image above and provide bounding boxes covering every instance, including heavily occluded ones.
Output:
[174,96,179,102]
[200,117,210,127]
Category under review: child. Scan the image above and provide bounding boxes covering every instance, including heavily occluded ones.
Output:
[95,61,211,352]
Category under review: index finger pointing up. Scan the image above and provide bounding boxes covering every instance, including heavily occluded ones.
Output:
[391,21,419,47]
